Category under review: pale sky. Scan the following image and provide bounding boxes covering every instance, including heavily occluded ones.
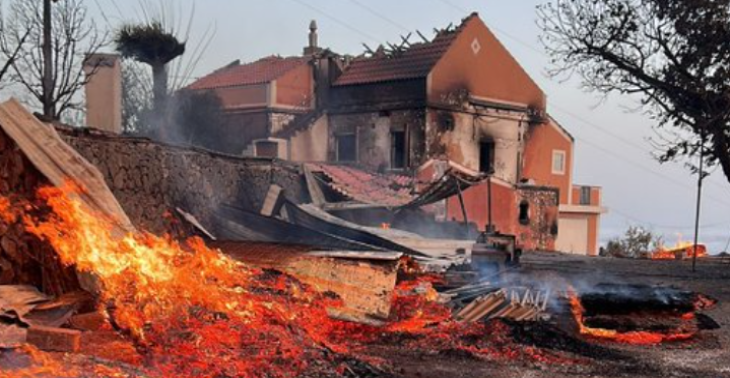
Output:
[85,0,730,252]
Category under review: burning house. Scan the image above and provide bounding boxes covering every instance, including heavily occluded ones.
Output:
[0,10,725,378]
[172,13,607,256]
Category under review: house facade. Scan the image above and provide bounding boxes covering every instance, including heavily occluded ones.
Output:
[185,14,606,255]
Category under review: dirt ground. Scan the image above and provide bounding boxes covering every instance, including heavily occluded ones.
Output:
[3,252,729,378]
[368,252,730,378]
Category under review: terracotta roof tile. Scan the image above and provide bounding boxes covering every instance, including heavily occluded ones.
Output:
[188,56,309,90]
[312,164,416,207]
[334,31,460,86]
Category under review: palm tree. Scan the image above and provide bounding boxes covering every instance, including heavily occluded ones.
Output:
[114,22,185,116]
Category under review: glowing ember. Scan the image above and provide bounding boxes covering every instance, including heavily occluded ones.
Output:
[2,182,349,377]
[567,288,696,345]
[0,181,585,376]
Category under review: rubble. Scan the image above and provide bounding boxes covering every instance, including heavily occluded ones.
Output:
[0,99,725,378]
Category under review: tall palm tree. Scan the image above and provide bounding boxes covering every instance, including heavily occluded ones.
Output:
[114,22,185,116]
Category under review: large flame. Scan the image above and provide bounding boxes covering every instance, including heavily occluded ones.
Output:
[2,182,350,377]
[566,288,695,345]
[0,182,580,376]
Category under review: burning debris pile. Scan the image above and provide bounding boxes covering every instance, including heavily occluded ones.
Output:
[0,183,577,376]
[0,100,724,378]
[568,284,718,345]
[651,242,708,260]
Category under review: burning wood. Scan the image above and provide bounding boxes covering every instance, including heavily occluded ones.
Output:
[452,286,550,323]
[0,100,724,377]
[566,284,716,345]
[652,241,708,260]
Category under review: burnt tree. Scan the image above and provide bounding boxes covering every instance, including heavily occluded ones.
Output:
[539,0,730,184]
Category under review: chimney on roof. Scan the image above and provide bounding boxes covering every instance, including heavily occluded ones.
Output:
[304,20,322,55]
[83,53,122,134]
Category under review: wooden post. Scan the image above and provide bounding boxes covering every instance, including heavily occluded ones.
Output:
[455,176,469,237]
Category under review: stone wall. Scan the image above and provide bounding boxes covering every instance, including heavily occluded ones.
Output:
[59,129,308,235]
[514,186,559,252]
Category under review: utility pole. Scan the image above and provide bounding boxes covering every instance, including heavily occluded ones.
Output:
[42,0,54,119]
[692,134,706,273]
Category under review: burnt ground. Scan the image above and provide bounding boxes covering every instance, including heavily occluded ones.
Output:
[364,252,730,378]
[2,252,729,378]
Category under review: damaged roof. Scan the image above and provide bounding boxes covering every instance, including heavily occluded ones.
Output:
[308,160,486,210]
[311,164,415,207]
[334,33,457,86]
[334,14,476,86]
[188,56,309,90]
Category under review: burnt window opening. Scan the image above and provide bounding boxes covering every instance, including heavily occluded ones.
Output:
[391,130,407,169]
[255,140,279,158]
[518,201,530,225]
[580,186,592,205]
[336,134,357,162]
[479,141,495,174]
[438,113,455,131]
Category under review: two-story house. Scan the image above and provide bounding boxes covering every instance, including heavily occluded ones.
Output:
[181,14,607,255]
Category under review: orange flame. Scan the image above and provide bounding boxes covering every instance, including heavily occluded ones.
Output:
[566,288,695,345]
[652,242,708,260]
[2,182,348,377]
[0,181,580,375]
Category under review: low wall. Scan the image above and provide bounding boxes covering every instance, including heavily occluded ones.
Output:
[59,129,308,235]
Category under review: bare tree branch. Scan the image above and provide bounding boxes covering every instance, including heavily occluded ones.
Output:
[539,0,730,186]
[2,0,108,119]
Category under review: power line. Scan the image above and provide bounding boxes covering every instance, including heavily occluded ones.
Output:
[288,0,381,44]
[550,105,649,154]
[575,135,730,208]
[609,207,730,230]
[298,0,730,210]
[346,0,410,34]
[434,0,545,56]
[431,0,730,196]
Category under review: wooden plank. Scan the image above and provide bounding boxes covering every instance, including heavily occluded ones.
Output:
[303,164,326,207]
[516,308,539,322]
[505,306,532,320]
[176,208,217,240]
[465,294,507,322]
[307,251,403,261]
[455,296,485,321]
[26,325,81,352]
[0,99,134,234]
[489,303,517,319]
[260,184,284,217]
[213,242,400,322]
[0,99,135,294]
[322,202,387,211]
